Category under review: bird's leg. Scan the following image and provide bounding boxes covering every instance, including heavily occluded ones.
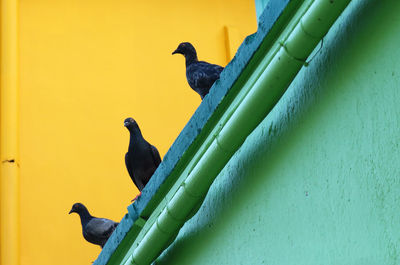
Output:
[131,191,142,202]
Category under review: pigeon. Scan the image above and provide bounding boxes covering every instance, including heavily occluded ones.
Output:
[69,203,118,248]
[172,42,224,99]
[124,117,161,200]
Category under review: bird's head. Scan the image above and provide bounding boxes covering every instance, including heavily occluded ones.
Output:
[69,202,87,215]
[124,117,139,131]
[172,42,197,57]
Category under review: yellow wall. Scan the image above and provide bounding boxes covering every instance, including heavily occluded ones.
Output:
[2,0,256,264]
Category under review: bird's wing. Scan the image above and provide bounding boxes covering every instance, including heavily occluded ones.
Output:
[125,152,139,188]
[150,144,162,167]
[193,62,224,89]
[86,218,118,240]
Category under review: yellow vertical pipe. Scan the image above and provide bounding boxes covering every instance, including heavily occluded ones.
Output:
[0,0,19,265]
[224,25,241,62]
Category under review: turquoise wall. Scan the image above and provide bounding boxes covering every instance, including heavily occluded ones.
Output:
[155,0,400,264]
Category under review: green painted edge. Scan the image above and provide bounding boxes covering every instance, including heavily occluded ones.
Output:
[94,1,293,264]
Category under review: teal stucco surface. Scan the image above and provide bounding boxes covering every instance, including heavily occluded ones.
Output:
[156,0,400,264]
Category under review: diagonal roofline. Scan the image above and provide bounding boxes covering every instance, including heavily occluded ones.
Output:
[94,0,351,264]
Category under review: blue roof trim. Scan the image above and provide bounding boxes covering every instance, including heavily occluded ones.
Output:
[94,0,291,264]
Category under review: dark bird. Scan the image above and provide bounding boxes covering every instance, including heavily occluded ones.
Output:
[124,117,161,200]
[69,203,118,248]
[172,42,224,99]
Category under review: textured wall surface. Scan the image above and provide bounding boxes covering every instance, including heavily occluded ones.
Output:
[156,0,400,264]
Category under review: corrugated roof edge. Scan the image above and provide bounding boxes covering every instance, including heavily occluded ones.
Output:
[94,0,291,264]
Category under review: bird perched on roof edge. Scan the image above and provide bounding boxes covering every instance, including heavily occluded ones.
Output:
[124,117,161,201]
[172,42,224,99]
[69,203,118,248]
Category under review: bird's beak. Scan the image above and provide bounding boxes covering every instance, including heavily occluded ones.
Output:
[69,209,74,214]
[124,121,129,127]
[172,49,179,55]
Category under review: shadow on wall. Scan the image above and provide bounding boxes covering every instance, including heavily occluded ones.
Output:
[155,0,378,263]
